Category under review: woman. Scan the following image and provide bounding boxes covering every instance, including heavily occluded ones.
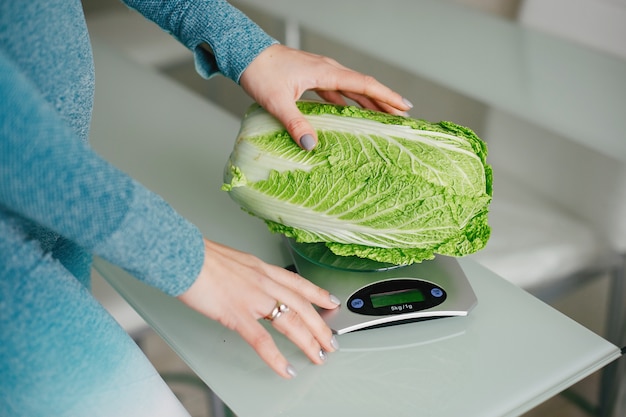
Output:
[0,0,411,415]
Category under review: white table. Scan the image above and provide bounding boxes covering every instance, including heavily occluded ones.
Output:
[89,40,620,417]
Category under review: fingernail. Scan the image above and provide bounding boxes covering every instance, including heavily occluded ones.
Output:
[403,97,414,109]
[330,335,340,350]
[330,294,341,305]
[319,349,328,361]
[286,364,297,378]
[300,134,316,151]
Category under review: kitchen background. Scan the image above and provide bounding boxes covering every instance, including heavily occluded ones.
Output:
[81,1,625,416]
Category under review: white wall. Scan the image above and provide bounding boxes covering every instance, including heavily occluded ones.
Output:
[450,0,522,18]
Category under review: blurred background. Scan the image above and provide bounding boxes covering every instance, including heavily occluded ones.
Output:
[83,1,625,416]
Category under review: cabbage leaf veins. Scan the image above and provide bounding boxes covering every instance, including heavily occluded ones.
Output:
[223,101,492,265]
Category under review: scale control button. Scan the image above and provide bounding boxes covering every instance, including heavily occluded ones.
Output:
[431,288,444,298]
[351,298,365,309]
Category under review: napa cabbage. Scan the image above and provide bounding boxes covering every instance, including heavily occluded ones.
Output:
[222,101,492,265]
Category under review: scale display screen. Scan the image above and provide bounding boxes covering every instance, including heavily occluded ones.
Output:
[370,288,426,308]
[347,278,447,316]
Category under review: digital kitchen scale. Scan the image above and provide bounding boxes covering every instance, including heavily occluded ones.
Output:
[285,239,478,334]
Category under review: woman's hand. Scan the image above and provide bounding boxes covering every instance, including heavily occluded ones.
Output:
[239,44,412,150]
[177,238,340,379]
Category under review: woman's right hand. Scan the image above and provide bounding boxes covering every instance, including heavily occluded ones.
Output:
[239,44,412,151]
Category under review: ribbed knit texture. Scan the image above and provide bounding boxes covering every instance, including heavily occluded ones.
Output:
[1,0,276,414]
[123,0,278,82]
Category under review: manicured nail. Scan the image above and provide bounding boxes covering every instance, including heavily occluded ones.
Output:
[319,349,328,361]
[330,335,340,350]
[403,97,414,109]
[330,294,341,305]
[286,364,297,378]
[300,134,316,151]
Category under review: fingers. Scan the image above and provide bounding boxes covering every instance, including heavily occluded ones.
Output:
[267,294,337,357]
[264,263,340,311]
[315,90,348,106]
[252,264,340,355]
[237,302,338,379]
[177,239,340,379]
[236,317,298,379]
[239,44,413,151]
[304,54,410,112]
[268,89,411,152]
[267,101,319,151]
[267,303,336,365]
[240,271,339,377]
[340,90,412,116]
[328,74,410,114]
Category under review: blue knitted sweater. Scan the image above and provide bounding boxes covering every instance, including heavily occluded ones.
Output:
[0,0,277,296]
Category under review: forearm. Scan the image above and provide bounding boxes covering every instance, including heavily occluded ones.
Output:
[0,51,202,296]
[121,0,278,82]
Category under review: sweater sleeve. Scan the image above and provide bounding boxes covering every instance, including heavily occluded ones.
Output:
[0,50,203,297]
[121,0,278,82]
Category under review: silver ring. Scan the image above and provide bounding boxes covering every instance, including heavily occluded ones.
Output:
[264,301,289,322]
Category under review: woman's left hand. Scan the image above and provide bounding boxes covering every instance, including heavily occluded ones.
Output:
[177,238,340,379]
[239,44,412,151]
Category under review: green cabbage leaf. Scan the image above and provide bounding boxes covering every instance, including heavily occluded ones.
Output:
[222,101,492,265]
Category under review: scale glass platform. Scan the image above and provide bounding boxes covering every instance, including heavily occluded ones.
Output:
[285,239,478,334]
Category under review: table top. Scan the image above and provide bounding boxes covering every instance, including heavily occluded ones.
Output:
[89,39,620,417]
[236,0,626,162]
